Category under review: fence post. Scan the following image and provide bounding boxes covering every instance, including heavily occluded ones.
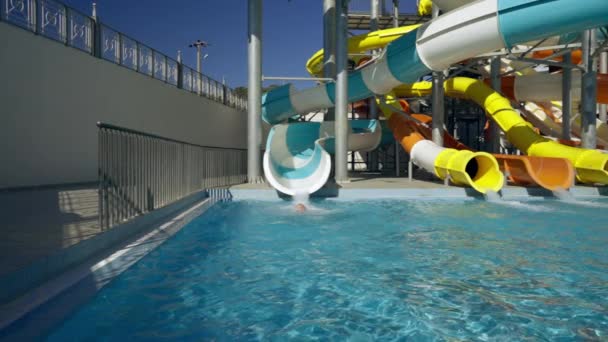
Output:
[98,125,104,229]
[93,24,101,58]
[64,5,70,46]
[177,50,183,89]
[91,3,101,58]
[223,84,228,105]
[136,42,140,72]
[34,0,41,34]
[118,33,123,65]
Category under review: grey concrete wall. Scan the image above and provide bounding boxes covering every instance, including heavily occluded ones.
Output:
[0,23,247,189]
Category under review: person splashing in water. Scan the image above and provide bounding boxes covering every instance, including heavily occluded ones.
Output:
[294,203,307,213]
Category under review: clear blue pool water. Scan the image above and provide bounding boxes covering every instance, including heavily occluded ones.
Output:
[47,198,608,341]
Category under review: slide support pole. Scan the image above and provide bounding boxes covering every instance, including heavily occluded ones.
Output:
[247,0,263,183]
[581,29,598,149]
[335,0,349,183]
[599,51,607,123]
[323,0,337,121]
[489,56,501,153]
[432,72,445,146]
[368,0,381,171]
[392,0,399,27]
[431,5,444,147]
[562,52,572,140]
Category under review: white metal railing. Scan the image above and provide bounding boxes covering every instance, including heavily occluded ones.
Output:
[1,0,247,111]
[98,122,247,229]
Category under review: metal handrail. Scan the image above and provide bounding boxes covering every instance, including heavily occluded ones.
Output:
[97,122,247,229]
[97,122,245,150]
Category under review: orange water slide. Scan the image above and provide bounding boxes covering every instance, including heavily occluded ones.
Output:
[407,112,470,151]
[398,106,575,191]
[388,113,425,154]
[531,49,582,64]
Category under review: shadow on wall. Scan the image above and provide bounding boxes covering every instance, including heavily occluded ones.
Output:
[0,189,213,340]
[0,184,100,278]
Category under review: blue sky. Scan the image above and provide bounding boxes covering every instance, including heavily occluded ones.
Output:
[62,0,417,89]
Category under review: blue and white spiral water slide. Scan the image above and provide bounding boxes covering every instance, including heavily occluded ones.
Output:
[262,94,382,195]
[262,0,608,196]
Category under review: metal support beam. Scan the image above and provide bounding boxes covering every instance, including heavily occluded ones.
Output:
[395,144,400,176]
[600,51,607,123]
[368,1,380,122]
[431,6,444,147]
[392,0,399,176]
[368,0,381,171]
[370,0,380,31]
[408,160,413,181]
[489,56,501,153]
[323,0,337,121]
[367,0,379,121]
[562,52,572,140]
[335,0,349,183]
[392,0,399,28]
[247,0,262,183]
[262,76,333,82]
[581,29,598,149]
[431,72,445,146]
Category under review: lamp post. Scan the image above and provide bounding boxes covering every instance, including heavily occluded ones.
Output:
[189,40,210,74]
[189,40,210,95]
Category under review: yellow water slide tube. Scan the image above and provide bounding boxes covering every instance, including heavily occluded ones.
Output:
[402,112,575,191]
[418,0,476,16]
[305,25,420,78]
[378,94,504,194]
[418,0,433,16]
[395,78,608,184]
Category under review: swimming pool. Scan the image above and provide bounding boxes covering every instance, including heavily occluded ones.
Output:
[46,198,608,340]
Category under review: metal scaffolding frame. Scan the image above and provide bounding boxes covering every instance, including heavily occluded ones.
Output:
[247,2,608,183]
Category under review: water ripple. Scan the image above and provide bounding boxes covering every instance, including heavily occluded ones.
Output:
[46,199,608,341]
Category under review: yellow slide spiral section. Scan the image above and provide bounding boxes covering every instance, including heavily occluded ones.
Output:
[395,78,608,184]
[305,25,421,78]
[379,94,504,194]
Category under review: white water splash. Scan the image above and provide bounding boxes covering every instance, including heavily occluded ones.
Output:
[552,187,575,202]
[483,190,502,202]
[552,188,608,207]
[495,200,555,212]
[290,191,333,214]
[568,201,608,208]
[293,191,310,206]
[484,190,555,212]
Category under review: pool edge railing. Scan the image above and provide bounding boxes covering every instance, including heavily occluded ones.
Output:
[98,122,247,229]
